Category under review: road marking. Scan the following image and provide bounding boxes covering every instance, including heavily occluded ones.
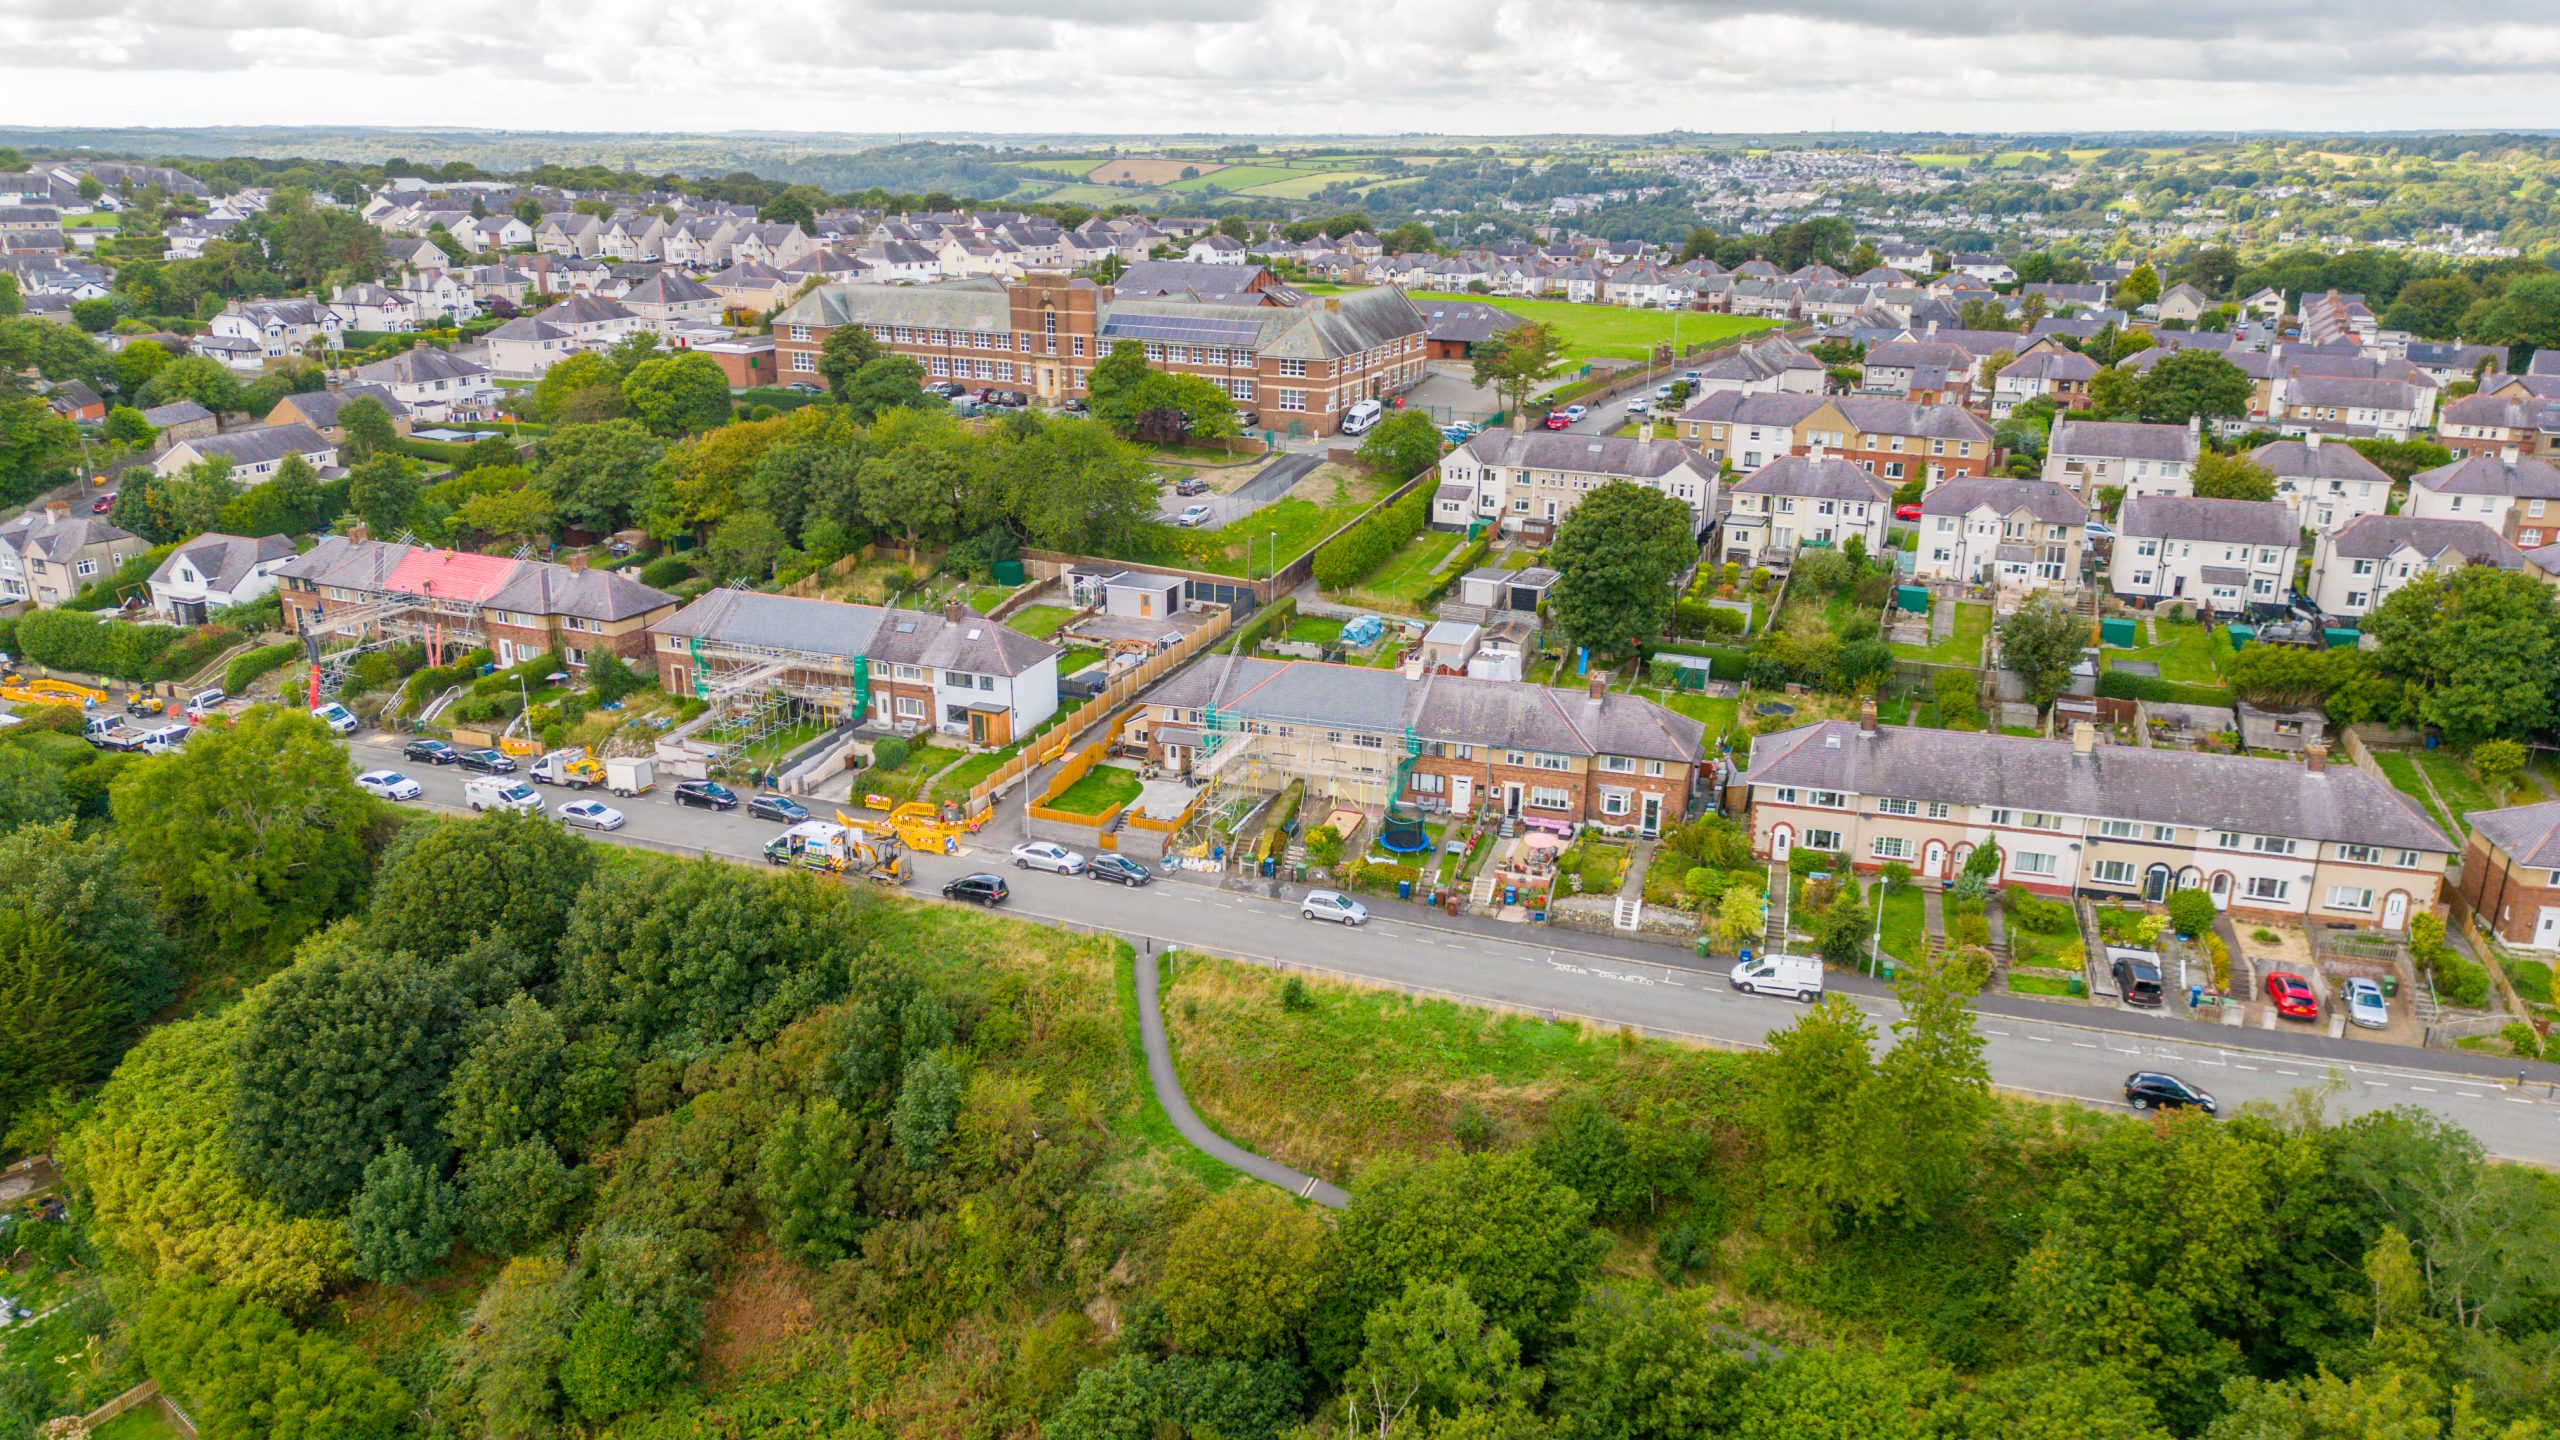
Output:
[2410,1085,2438,1093]
[2368,1082,2389,1088]
[2234,1063,2258,1070]
[2458,1092,2487,1100]
[2028,1034,2052,1043]
[2509,1097,2536,1105]
[1983,1029,2008,1037]
[2278,1070,2301,1077]
[2071,1041,2096,1049]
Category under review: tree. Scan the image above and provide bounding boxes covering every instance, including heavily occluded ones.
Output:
[337,396,398,460]
[752,1097,873,1266]
[348,455,422,539]
[531,350,622,424]
[2087,365,2141,419]
[2191,448,2278,502]
[442,993,568,1167]
[890,1051,963,1167]
[1547,482,1697,660]
[2385,277,2480,340]
[2134,350,2252,425]
[1359,410,1445,481]
[694,508,781,583]
[857,442,960,561]
[559,1221,706,1422]
[347,1141,459,1284]
[456,483,554,545]
[1754,996,1902,1234]
[2351,437,2455,485]
[460,1138,584,1256]
[1999,595,2085,709]
[758,192,817,229]
[0,913,116,1146]
[1712,883,1763,954]
[2474,738,2526,800]
[2114,262,2161,310]
[1313,1150,1603,1375]
[0,743,66,832]
[110,707,375,962]
[1002,417,1159,555]
[1878,954,1990,1220]
[534,417,662,535]
[0,820,175,1020]
[2371,566,2560,745]
[1470,322,1567,421]
[100,403,154,447]
[132,1280,409,1440]
[815,323,883,400]
[1344,1279,1536,1437]
[620,351,733,437]
[370,806,595,965]
[2465,272,2560,361]
[1545,1287,1743,1440]
[842,355,934,427]
[1158,1186,1331,1360]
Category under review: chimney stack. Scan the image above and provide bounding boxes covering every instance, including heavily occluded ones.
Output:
[2071,720,2096,757]
[346,520,370,544]
[2305,742,2329,774]
[1588,673,1608,701]
[2306,431,2323,450]
[943,597,967,622]
[1858,699,1878,736]
[2503,444,2521,466]
[43,499,69,521]
[568,552,589,573]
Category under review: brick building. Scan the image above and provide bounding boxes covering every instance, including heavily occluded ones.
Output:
[770,274,1427,434]
[1675,392,1994,483]
[2458,801,2560,950]
[275,536,678,669]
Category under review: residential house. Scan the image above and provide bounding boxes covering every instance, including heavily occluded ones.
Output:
[2438,391,2559,460]
[1135,659,1704,835]
[1858,339,1978,405]
[1720,453,1895,563]
[1990,348,2098,418]
[2252,435,2394,535]
[2273,375,2432,441]
[2043,418,2203,510]
[0,502,146,607]
[278,536,679,670]
[348,346,500,423]
[1683,335,1826,397]
[1678,392,1995,484]
[466,215,534,252]
[1913,476,2085,593]
[2455,801,2560,950]
[380,237,452,273]
[649,591,1059,747]
[2156,282,2213,325]
[267,386,408,442]
[1184,234,1250,266]
[2308,516,2526,620]
[1949,254,2018,285]
[328,282,416,333]
[620,272,723,334]
[146,531,299,624]
[155,422,339,481]
[1431,432,1719,542]
[2405,452,2560,535]
[2241,287,2286,323]
[43,380,104,424]
[1739,713,2447,925]
[2404,341,2505,390]
[2299,290,2379,348]
[2110,496,2297,614]
[1111,260,1295,308]
[208,297,345,362]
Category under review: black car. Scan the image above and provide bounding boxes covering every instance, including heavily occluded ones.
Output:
[1174,475,1210,496]
[942,873,1010,907]
[674,780,738,811]
[1086,854,1153,887]
[2124,1072,2216,1114]
[457,748,516,774]
[404,738,459,765]
[748,794,810,824]
[2110,951,2165,1008]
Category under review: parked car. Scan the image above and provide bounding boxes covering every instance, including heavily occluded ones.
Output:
[942,873,1010,906]
[2123,1071,2216,1114]
[1238,410,1259,428]
[91,491,116,515]
[1011,841,1088,874]
[1895,502,1924,521]
[674,780,738,811]
[457,748,516,775]
[2266,970,2321,1021]
[1562,404,1589,422]
[1729,952,1824,1001]
[2085,520,2116,540]
[310,701,357,735]
[1653,382,1675,400]
[464,777,542,814]
[356,770,422,801]
[559,799,627,831]
[404,738,459,765]
[1341,398,1385,435]
[1624,398,1652,416]
[784,382,825,395]
[1174,475,1210,496]
[747,794,810,824]
[1542,412,1571,430]
[1300,889,1369,926]
[2344,976,2390,1030]
[1087,854,1153,887]
[1175,504,1214,528]
[2109,948,2165,1007]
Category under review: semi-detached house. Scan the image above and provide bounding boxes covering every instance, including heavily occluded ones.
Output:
[1135,658,1704,836]
[2253,435,2393,536]
[277,537,679,670]
[1676,392,1994,482]
[2109,496,2298,615]
[2307,516,2527,621]
[2405,453,2560,547]
[1741,713,2449,926]
[1431,431,1718,543]
[1720,454,1895,564]
[2043,417,2203,512]
[1913,475,2085,592]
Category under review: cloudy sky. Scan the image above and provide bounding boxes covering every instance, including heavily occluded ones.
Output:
[2,0,2557,134]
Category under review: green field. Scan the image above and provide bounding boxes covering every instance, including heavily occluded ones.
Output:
[1048,762,1144,816]
[1166,163,1301,192]
[1343,530,1466,612]
[1399,291,1776,366]
[1000,157,1103,178]
[2107,617,2225,686]
[1888,600,1992,665]
[1238,171,1385,199]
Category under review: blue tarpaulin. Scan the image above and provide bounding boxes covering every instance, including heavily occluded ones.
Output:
[1340,614,1384,648]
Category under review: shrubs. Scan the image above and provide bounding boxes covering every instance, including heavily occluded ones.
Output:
[2410,912,2490,1009]
[398,647,496,718]
[147,622,248,684]
[224,640,304,696]
[2096,669,2233,707]
[637,555,695,589]
[1310,487,1429,591]
[869,735,910,772]
[2002,885,2074,935]
[15,608,187,681]
[2166,887,2218,939]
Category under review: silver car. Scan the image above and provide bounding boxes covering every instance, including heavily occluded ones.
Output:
[1300,889,1369,926]
[2343,976,2390,1030]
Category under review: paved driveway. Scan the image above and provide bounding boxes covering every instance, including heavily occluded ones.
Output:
[1154,452,1321,527]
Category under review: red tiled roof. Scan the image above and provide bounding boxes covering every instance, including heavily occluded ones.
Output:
[384,549,518,602]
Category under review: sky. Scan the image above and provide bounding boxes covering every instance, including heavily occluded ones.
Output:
[2,0,2559,135]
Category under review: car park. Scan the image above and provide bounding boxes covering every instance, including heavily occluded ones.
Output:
[942,873,1010,906]
[1174,475,1210,496]
[674,780,738,811]
[748,794,810,824]
[458,748,516,774]
[310,701,358,735]
[404,738,459,765]
[2124,1071,2216,1114]
[2344,977,2390,1030]
[1011,840,1088,874]
[1175,504,1214,527]
[559,799,627,831]
[356,770,422,801]
[1542,412,1571,430]
[2266,970,2320,1020]
[1300,889,1369,926]
[1087,854,1153,887]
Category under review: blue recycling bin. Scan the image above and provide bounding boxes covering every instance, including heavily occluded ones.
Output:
[1259,855,1274,877]
[2190,984,2203,1009]
[1398,879,1413,900]
[1504,885,1519,905]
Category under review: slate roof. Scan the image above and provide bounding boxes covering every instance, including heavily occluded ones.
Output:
[2050,418,2200,464]
[151,532,297,591]
[1742,720,2451,853]
[2471,801,2560,867]
[2286,375,2423,409]
[280,387,405,428]
[1111,260,1280,306]
[2324,515,2525,568]
[2118,496,2296,546]
[2411,454,2560,499]
[176,422,334,467]
[352,346,490,387]
[1730,455,1895,503]
[0,511,133,561]
[277,537,674,623]
[1918,476,2084,524]
[2249,438,2391,484]
[1413,299,1527,345]
[1456,431,1709,479]
[138,400,212,428]
[2000,349,2100,381]
[650,589,1056,677]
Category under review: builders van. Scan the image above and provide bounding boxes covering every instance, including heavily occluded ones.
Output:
[1729,952,1824,1002]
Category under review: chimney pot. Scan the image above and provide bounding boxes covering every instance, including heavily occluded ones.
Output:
[2306,742,2329,774]
[2307,432,2323,450]
[2503,444,2521,465]
[1858,699,1878,736]
[569,552,589,573]
[347,521,369,544]
[43,500,69,520]
[1588,673,1607,700]
[943,597,966,622]
[2071,721,2096,757]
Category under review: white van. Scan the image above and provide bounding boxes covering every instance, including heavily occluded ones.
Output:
[310,702,357,736]
[465,777,544,815]
[1729,952,1824,1002]
[1340,398,1385,436]
[184,687,226,722]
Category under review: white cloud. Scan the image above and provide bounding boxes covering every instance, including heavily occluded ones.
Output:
[0,0,2555,132]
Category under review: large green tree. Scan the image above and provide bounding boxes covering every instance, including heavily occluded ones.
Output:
[0,912,117,1146]
[1470,322,1567,420]
[815,323,883,400]
[620,351,734,437]
[842,355,935,427]
[348,455,422,539]
[1999,595,2087,709]
[2190,449,2278,501]
[1358,410,1446,481]
[1546,482,1700,659]
[534,417,663,535]
[2133,350,2252,425]
[346,1141,459,1284]
[1002,417,1158,555]
[2370,566,2560,745]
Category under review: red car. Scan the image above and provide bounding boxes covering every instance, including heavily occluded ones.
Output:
[2265,971,2320,1020]
[1542,412,1571,430]
[1895,502,1922,521]
[92,491,116,515]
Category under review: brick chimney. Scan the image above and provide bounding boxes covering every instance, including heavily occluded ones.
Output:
[346,520,370,544]
[1858,699,1877,735]
[568,552,589,573]
[43,499,69,521]
[2071,720,2096,757]
[2305,742,2329,774]
[2502,444,2522,465]
[1588,672,1608,700]
[943,597,967,622]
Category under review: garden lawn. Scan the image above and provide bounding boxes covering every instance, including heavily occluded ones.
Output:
[1005,605,1077,639]
[928,749,1012,803]
[2372,751,2460,837]
[1344,530,1466,611]
[1370,820,1445,863]
[1877,883,1926,964]
[1047,762,1143,816]
[1284,614,1346,647]
[1888,600,1991,664]
[2008,974,2079,997]
[2110,617,2224,686]
[1057,645,1105,676]
[2416,749,2497,833]
[966,584,1020,613]
[857,738,960,804]
[1663,692,1739,742]
[1129,490,1377,577]
[1402,292,1778,366]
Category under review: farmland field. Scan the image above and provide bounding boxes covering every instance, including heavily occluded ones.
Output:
[1167,164,1302,192]
[1001,157,1103,178]
[1238,171,1385,199]
[1088,157,1217,185]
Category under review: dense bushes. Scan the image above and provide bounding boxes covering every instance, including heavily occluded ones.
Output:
[1311,487,1429,591]
[146,621,248,684]
[224,640,303,696]
[14,607,186,681]
[133,1279,409,1440]
[2096,668,2233,707]
[2411,912,2491,1008]
[398,647,495,718]
[638,554,696,589]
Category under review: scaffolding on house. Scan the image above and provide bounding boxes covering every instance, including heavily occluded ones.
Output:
[299,586,497,697]
[683,637,871,784]
[1176,708,1409,858]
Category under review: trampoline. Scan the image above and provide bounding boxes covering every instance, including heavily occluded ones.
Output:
[1754,701,1797,718]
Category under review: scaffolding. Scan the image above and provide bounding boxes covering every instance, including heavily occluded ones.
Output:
[682,636,871,785]
[300,586,496,696]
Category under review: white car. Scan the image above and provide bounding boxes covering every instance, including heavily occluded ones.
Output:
[559,799,627,831]
[1010,841,1087,874]
[1301,889,1369,926]
[1625,398,1652,416]
[2343,976,2390,1030]
[356,769,422,801]
[311,702,357,735]
[1562,404,1589,422]
[1174,504,1214,528]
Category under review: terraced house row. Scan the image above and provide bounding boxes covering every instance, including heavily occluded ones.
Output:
[1741,711,2453,926]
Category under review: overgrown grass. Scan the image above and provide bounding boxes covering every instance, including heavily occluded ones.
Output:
[1057,645,1105,676]
[1878,883,1927,963]
[1887,600,1992,664]
[1283,614,1346,647]
[2373,751,2460,837]
[1345,530,1466,612]
[2008,974,2080,996]
[2416,749,2496,833]
[1047,762,1144,816]
[2108,616,2224,686]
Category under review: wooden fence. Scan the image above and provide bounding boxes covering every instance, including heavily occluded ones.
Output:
[962,607,1232,813]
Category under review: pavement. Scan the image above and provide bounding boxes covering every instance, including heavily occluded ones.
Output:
[1135,946,1348,1207]
[349,731,2560,1168]
[1153,451,1321,528]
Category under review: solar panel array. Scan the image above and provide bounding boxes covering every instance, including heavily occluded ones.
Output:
[1098,312,1266,348]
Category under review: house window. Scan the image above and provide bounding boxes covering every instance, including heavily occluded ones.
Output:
[2013,851,2057,876]
[1773,787,1798,804]
[1276,390,1307,412]
[1802,828,1842,851]
[2092,860,2135,885]
[1601,791,1631,816]
[1601,756,1634,773]
[2327,885,2375,913]
[1872,835,1912,860]
[1926,802,1951,820]
[2245,876,2291,903]
[1528,786,1572,811]
[2097,819,2140,839]
[1807,790,1846,809]
[1878,797,1917,816]
[75,559,98,577]
[2339,843,2379,863]
[2251,836,2298,856]
[790,352,815,373]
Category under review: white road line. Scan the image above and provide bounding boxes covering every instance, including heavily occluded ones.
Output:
[2410,1085,2438,1093]
[2071,1041,2096,1049]
[2278,1070,2302,1077]
[2458,1092,2488,1100]
[2234,1064,2259,1071]
[1984,1029,2009,1037]
[2028,1034,2052,1043]
[2509,1097,2536,1105]
[2368,1082,2390,1089]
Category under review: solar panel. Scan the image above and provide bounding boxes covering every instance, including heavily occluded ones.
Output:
[1099,312,1265,348]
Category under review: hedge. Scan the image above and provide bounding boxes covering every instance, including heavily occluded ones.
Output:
[398,647,496,718]
[2095,670,2235,707]
[16,608,186,681]
[1230,596,1299,653]
[1650,642,1754,680]
[1311,487,1431,591]
[224,641,305,696]
[147,623,249,685]
[638,555,696,589]
[1415,535,1492,610]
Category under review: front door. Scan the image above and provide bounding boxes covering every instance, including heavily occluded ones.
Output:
[2539,907,2560,950]
[2384,891,2410,931]
[2209,871,2231,905]
[1504,784,1521,818]
[2144,864,2173,903]
[1923,840,1947,879]
[1452,775,1472,812]
[1641,793,1662,837]
[1771,824,1793,860]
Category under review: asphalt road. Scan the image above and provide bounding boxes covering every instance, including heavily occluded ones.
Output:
[350,735,2560,1167]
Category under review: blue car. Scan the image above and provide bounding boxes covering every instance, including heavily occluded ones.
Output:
[748,794,810,824]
